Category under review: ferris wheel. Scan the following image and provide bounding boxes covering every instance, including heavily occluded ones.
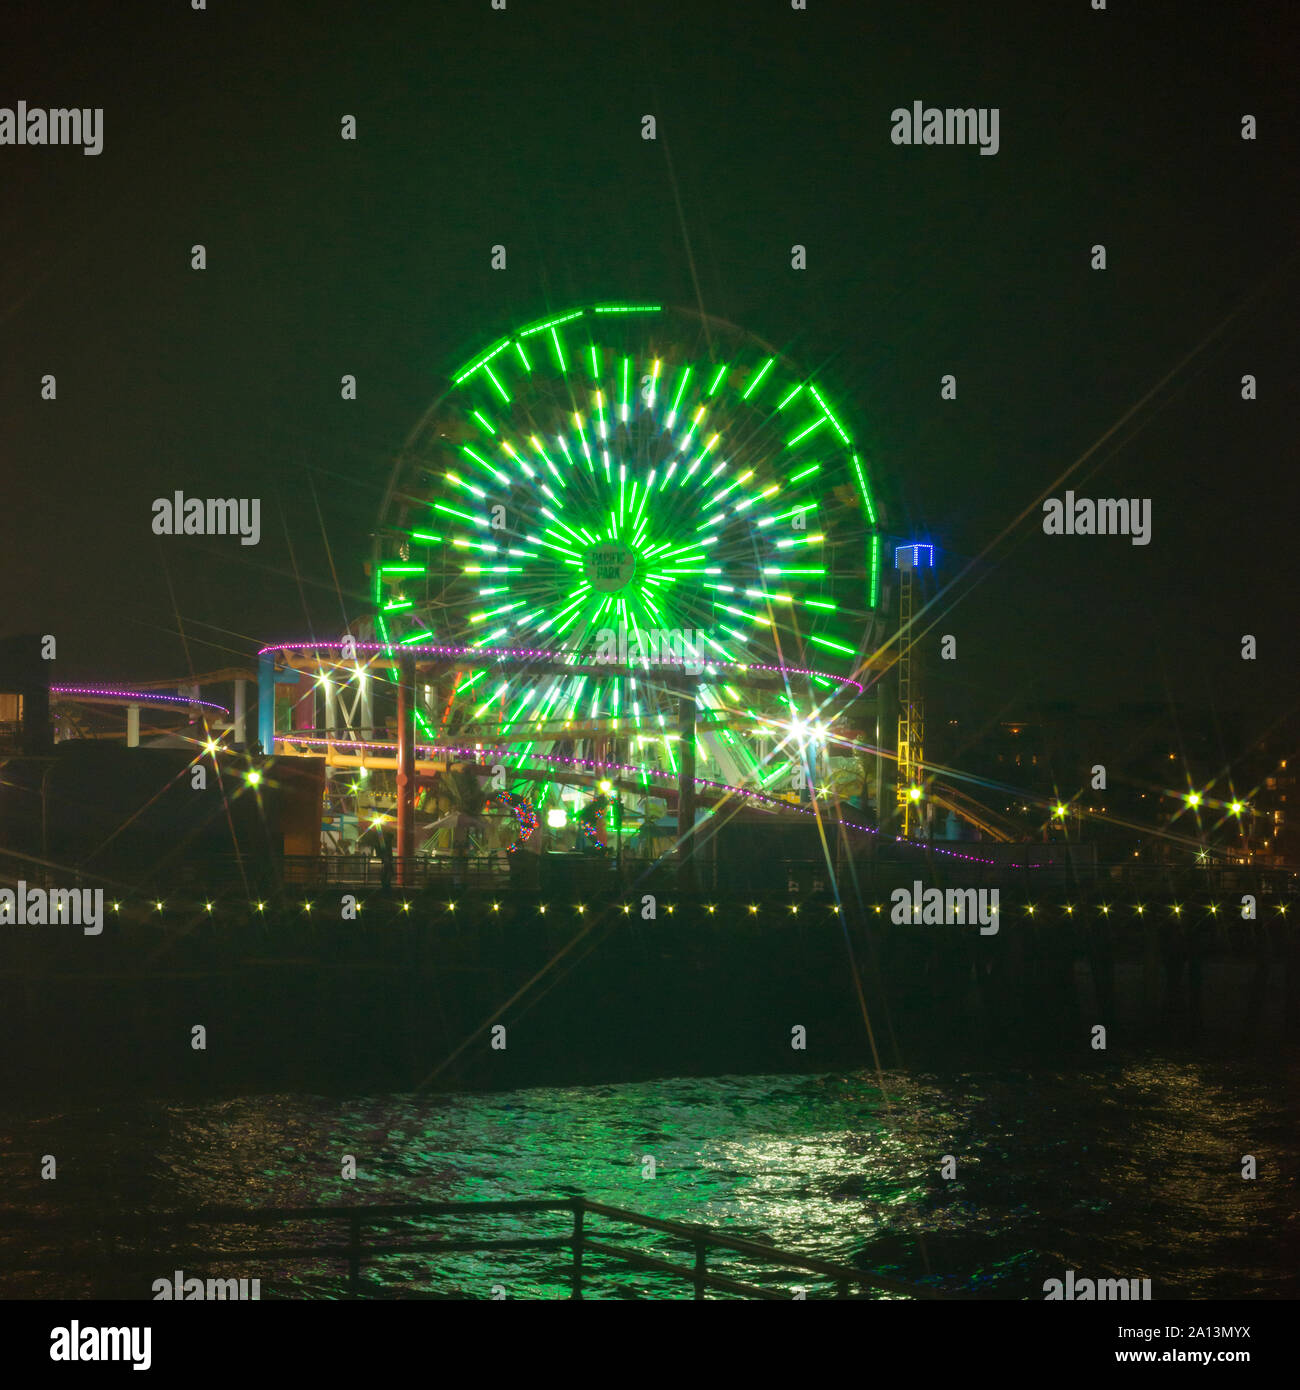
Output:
[370,302,885,803]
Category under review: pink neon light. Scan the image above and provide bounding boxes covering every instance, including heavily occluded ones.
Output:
[257,641,864,696]
[51,686,230,715]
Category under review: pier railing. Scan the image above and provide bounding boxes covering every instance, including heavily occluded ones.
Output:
[1,1198,949,1300]
[9,847,1287,900]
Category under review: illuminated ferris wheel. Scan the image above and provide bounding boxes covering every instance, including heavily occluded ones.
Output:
[371,302,885,801]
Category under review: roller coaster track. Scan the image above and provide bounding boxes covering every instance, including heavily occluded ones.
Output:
[929,782,1027,843]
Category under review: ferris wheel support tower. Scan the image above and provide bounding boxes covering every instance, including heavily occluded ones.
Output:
[894,543,934,838]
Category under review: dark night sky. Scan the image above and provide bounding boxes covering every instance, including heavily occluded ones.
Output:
[2,1,1296,740]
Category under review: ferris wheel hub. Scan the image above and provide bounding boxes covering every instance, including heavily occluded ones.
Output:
[583,540,639,594]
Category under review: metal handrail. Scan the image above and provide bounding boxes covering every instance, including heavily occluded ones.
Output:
[1,1198,949,1300]
[574,1199,948,1299]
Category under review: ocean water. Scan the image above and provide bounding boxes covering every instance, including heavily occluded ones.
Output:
[2,1055,1295,1299]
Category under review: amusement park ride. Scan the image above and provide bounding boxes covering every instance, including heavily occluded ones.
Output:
[16,303,1020,872]
[259,302,904,871]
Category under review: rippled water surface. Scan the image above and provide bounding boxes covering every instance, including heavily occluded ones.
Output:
[3,1056,1295,1299]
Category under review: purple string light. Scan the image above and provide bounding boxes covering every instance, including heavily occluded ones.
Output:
[51,686,230,716]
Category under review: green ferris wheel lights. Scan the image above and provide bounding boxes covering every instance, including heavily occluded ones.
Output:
[807,383,852,446]
[786,416,827,447]
[433,501,481,526]
[472,682,508,719]
[473,600,525,621]
[704,472,751,510]
[520,308,584,336]
[482,364,510,402]
[453,336,511,385]
[692,432,721,470]
[810,634,856,656]
[502,690,534,731]
[744,588,794,604]
[500,440,534,477]
[549,327,568,373]
[850,454,878,524]
[668,365,693,424]
[572,412,593,464]
[529,435,562,480]
[741,356,775,400]
[461,445,509,485]
[445,471,486,499]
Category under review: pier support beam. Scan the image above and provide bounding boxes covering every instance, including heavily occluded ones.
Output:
[291,676,315,733]
[360,670,373,738]
[233,678,247,748]
[126,705,139,748]
[258,652,275,754]
[323,673,337,739]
